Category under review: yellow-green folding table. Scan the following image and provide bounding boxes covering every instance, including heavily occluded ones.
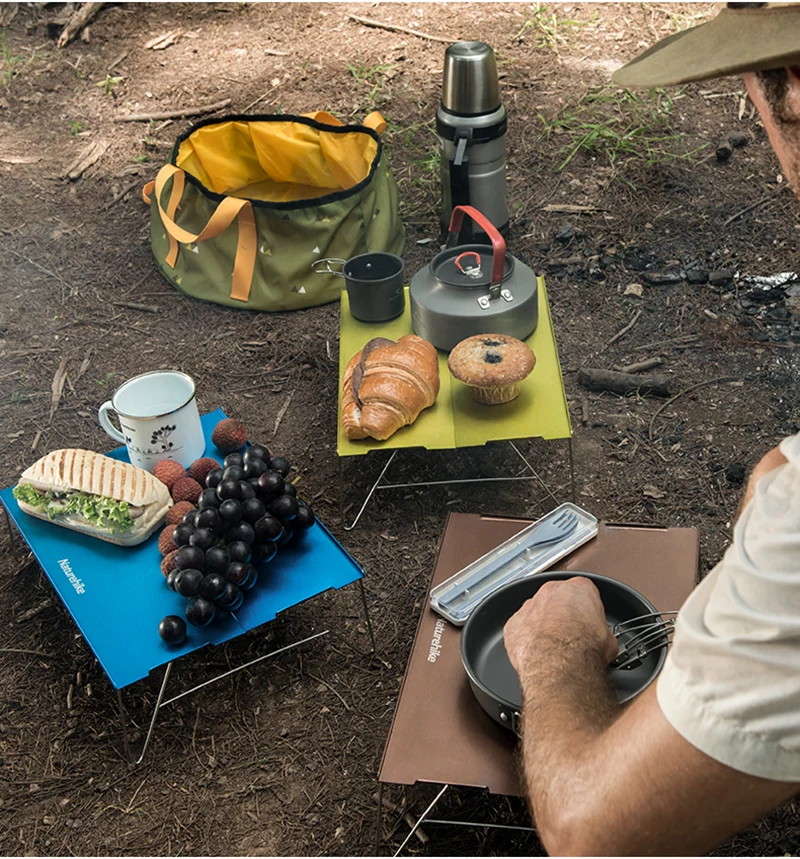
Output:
[337,279,573,529]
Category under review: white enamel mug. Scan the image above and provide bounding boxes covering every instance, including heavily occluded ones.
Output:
[98,370,205,471]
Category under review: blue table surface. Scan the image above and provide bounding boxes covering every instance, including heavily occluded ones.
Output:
[0,409,363,689]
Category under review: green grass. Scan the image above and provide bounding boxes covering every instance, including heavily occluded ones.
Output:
[515,3,595,54]
[346,60,395,106]
[95,74,123,96]
[1,29,25,91]
[384,118,440,219]
[540,86,708,179]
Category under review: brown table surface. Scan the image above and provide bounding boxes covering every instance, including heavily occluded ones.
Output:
[379,513,699,796]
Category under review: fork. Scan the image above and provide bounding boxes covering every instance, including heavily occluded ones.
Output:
[439,510,580,605]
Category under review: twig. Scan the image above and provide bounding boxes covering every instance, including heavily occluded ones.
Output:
[347,13,456,43]
[632,334,700,351]
[272,392,293,438]
[108,50,128,71]
[14,598,53,624]
[0,648,53,658]
[648,376,740,441]
[723,187,786,227]
[579,367,673,398]
[542,203,604,214]
[579,396,589,427]
[57,2,105,48]
[31,430,42,452]
[111,300,160,313]
[242,82,281,115]
[263,48,289,56]
[614,356,664,374]
[306,672,351,712]
[104,179,140,210]
[373,792,430,844]
[114,98,231,123]
[64,140,109,181]
[602,309,642,351]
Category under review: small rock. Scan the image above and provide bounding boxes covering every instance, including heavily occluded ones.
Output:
[555,226,575,244]
[716,139,733,162]
[725,462,746,488]
[643,271,683,286]
[728,130,748,148]
[709,269,735,284]
[686,269,709,285]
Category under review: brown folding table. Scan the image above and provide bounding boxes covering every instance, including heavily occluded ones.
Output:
[378,512,699,852]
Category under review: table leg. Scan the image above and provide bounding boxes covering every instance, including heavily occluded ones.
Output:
[134,661,174,765]
[375,781,385,855]
[357,577,377,654]
[507,441,560,507]
[343,450,397,532]
[568,436,576,504]
[2,502,22,558]
[422,818,535,833]
[392,784,449,857]
[115,688,132,763]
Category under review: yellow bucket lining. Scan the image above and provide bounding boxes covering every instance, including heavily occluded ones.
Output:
[175,120,379,203]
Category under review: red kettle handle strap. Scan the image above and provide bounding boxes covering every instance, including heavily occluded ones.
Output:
[447,205,506,285]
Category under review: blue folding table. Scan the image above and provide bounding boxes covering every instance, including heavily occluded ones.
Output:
[1,409,372,762]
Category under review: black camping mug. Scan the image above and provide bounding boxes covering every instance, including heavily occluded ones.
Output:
[313,253,406,322]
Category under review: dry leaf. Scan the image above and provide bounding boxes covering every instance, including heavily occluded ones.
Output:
[272,391,294,438]
[623,283,643,298]
[49,356,68,422]
[643,484,666,500]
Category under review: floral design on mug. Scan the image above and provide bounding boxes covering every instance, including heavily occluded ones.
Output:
[151,424,177,452]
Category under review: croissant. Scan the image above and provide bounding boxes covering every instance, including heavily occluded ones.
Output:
[342,335,440,441]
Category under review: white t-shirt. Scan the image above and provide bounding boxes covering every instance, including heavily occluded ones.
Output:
[657,433,800,781]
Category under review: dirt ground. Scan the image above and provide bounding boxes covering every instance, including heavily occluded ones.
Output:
[1,2,799,856]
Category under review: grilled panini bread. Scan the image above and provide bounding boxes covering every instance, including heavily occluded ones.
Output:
[13,449,173,546]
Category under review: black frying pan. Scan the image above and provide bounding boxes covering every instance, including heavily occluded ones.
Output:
[460,571,667,733]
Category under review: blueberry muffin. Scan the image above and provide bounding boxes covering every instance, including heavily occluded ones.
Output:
[447,334,536,404]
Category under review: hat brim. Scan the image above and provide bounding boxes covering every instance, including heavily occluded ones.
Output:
[612,6,800,89]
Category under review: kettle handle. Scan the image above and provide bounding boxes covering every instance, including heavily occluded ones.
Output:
[446,206,506,288]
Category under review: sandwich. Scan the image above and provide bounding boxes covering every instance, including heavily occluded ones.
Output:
[12,449,173,546]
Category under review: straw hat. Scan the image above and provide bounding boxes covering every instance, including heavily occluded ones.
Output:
[612,3,800,89]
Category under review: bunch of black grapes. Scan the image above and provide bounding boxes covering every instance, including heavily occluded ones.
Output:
[157,446,316,645]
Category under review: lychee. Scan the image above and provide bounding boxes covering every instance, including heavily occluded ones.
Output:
[166,501,195,526]
[212,418,248,454]
[158,524,177,556]
[172,477,203,504]
[152,459,187,491]
[187,457,222,484]
[160,548,179,577]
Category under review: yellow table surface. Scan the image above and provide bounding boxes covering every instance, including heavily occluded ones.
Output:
[337,277,572,457]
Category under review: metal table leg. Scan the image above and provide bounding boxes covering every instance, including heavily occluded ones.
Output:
[343,450,397,531]
[357,577,377,653]
[392,784,449,857]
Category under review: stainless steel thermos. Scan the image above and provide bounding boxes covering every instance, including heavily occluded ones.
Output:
[437,41,508,243]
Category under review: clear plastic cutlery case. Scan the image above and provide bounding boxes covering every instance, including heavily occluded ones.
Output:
[429,502,599,625]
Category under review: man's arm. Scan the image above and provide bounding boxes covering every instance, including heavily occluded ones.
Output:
[505,576,799,856]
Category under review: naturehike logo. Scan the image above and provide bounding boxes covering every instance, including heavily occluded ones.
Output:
[427,618,447,663]
[58,558,85,595]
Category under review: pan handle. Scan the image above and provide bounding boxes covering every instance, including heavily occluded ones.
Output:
[311,258,346,277]
[499,708,522,735]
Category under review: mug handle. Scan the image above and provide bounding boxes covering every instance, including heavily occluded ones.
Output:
[98,401,125,444]
[311,258,346,278]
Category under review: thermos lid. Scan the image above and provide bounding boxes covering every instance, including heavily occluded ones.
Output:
[441,41,501,116]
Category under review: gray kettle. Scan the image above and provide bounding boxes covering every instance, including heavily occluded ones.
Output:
[410,206,538,352]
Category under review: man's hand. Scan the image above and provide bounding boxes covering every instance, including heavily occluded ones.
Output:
[503,576,619,683]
